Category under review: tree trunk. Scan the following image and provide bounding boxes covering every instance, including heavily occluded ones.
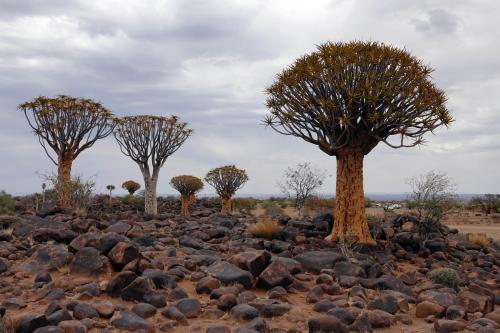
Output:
[326,149,374,244]
[144,177,158,215]
[189,193,196,204]
[221,196,232,213]
[57,155,73,209]
[180,195,190,216]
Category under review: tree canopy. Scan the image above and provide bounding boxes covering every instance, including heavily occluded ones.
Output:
[264,41,453,156]
[205,165,248,199]
[170,175,204,197]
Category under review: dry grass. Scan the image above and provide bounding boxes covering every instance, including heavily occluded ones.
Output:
[0,228,13,236]
[0,317,14,333]
[247,217,281,239]
[467,233,490,248]
[57,264,71,275]
[303,197,335,216]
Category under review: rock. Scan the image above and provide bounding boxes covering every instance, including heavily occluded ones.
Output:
[334,261,366,278]
[70,247,108,276]
[0,258,7,273]
[205,326,231,333]
[46,309,72,325]
[416,301,445,318]
[161,306,188,325]
[231,304,259,321]
[174,298,201,318]
[19,314,49,333]
[326,308,356,325]
[121,277,155,302]
[217,294,237,311]
[228,251,271,277]
[110,310,155,332]
[367,295,399,315]
[360,275,413,296]
[58,320,88,333]
[92,300,115,318]
[105,221,131,234]
[308,315,349,333]
[207,261,253,289]
[313,299,336,313]
[142,269,177,289]
[34,327,64,333]
[457,290,495,314]
[366,309,395,328]
[467,318,500,331]
[270,257,302,274]
[434,319,467,333]
[418,290,457,308]
[484,309,500,325]
[73,303,98,320]
[445,305,466,320]
[306,286,325,303]
[108,242,139,268]
[349,312,372,333]
[257,260,294,289]
[168,287,189,301]
[132,303,157,318]
[143,292,166,308]
[196,276,221,294]
[17,245,71,272]
[106,271,138,297]
[98,232,127,254]
[295,251,346,274]
[35,272,53,284]
[248,301,291,318]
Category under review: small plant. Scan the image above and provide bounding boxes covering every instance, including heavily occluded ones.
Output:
[232,198,258,213]
[56,264,71,275]
[170,175,204,216]
[467,233,490,248]
[261,201,284,217]
[428,268,459,288]
[122,180,141,196]
[122,194,145,212]
[106,184,115,206]
[0,191,15,215]
[205,165,249,213]
[247,217,280,239]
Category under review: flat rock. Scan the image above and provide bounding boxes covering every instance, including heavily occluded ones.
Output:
[295,251,346,274]
[110,310,155,332]
[207,261,253,289]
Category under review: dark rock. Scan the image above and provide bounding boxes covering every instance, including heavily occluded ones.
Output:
[434,319,467,333]
[33,327,64,333]
[349,312,372,333]
[295,251,346,274]
[231,304,259,321]
[217,293,237,311]
[205,326,231,333]
[142,269,177,289]
[167,287,189,301]
[92,300,115,318]
[0,258,7,273]
[360,275,413,296]
[174,298,201,318]
[257,260,294,289]
[70,247,108,276]
[228,251,271,277]
[98,232,127,254]
[196,276,221,294]
[143,292,166,308]
[334,261,366,278]
[418,290,456,308]
[326,308,356,325]
[58,320,88,333]
[106,271,138,297]
[46,309,72,325]
[445,305,466,320]
[121,277,155,302]
[416,301,445,318]
[457,289,495,314]
[366,309,395,328]
[308,315,349,333]
[35,272,53,284]
[108,242,139,268]
[313,299,335,313]
[110,310,155,332]
[19,314,49,333]
[73,303,98,320]
[270,257,302,274]
[105,221,131,234]
[207,261,253,289]
[68,232,101,253]
[17,245,71,272]
[161,306,188,325]
[132,303,157,318]
[367,295,399,315]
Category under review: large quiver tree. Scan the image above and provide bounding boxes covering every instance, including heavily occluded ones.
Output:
[170,175,204,216]
[19,95,114,208]
[205,165,249,213]
[113,116,192,215]
[264,41,452,244]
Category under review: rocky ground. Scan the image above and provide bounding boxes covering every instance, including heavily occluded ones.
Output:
[0,198,499,333]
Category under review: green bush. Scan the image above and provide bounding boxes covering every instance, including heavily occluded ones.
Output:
[428,268,459,288]
[0,191,15,214]
[121,195,145,212]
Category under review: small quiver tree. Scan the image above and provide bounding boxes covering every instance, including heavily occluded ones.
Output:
[106,184,115,206]
[19,95,114,209]
[113,116,192,215]
[170,175,204,216]
[205,165,249,213]
[264,41,452,244]
[122,180,141,196]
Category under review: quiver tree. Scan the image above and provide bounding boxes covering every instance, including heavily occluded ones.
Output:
[122,180,141,195]
[106,184,115,205]
[113,116,192,215]
[264,41,452,244]
[19,95,114,208]
[170,175,204,216]
[205,165,249,213]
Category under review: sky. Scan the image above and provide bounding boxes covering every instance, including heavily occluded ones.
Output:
[0,0,499,196]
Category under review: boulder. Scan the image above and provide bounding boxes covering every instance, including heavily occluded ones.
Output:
[230,304,259,321]
[174,298,202,318]
[257,260,294,289]
[108,242,139,268]
[121,277,155,302]
[70,247,108,276]
[308,315,349,333]
[367,295,399,315]
[228,250,271,277]
[207,261,253,289]
[110,310,155,332]
[106,271,138,297]
[416,301,445,318]
[295,251,346,274]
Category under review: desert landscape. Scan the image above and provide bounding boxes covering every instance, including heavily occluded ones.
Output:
[1,2,499,333]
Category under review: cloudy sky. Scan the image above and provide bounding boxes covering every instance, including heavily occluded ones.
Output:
[0,0,499,196]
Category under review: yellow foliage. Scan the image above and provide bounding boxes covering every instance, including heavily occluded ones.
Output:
[247,217,280,239]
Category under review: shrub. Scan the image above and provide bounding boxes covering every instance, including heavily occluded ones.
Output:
[428,268,459,288]
[261,201,284,217]
[232,198,258,213]
[122,195,145,212]
[470,194,500,215]
[247,217,280,239]
[303,197,335,216]
[467,233,490,248]
[0,191,15,214]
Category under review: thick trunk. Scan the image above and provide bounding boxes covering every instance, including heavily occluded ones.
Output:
[144,177,158,215]
[189,193,196,204]
[180,195,190,216]
[57,155,73,209]
[221,196,232,213]
[326,149,374,244]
